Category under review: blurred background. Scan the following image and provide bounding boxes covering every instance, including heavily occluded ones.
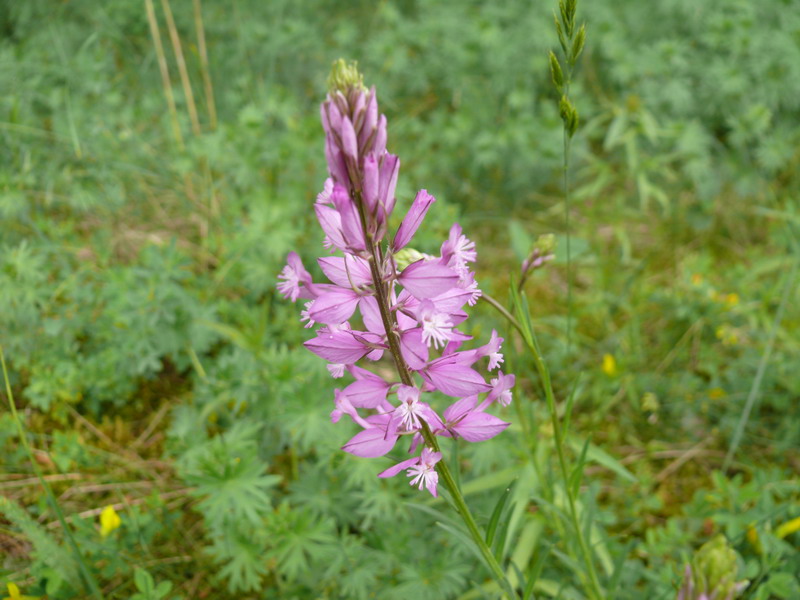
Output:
[1,0,798,598]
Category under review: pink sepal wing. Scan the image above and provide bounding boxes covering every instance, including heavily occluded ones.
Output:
[342,427,399,457]
[393,189,435,250]
[443,395,479,422]
[318,256,372,288]
[304,329,370,364]
[332,186,366,251]
[424,360,491,397]
[400,328,429,370]
[450,412,510,442]
[377,456,419,478]
[343,378,390,409]
[309,287,360,325]
[359,296,385,335]
[362,154,379,213]
[315,204,347,252]
[340,116,358,160]
[398,260,459,299]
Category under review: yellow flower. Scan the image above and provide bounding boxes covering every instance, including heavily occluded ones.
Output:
[746,524,763,554]
[708,387,727,400]
[2,583,39,600]
[691,273,703,286]
[100,505,121,537]
[776,516,800,539]
[724,293,739,307]
[601,354,617,377]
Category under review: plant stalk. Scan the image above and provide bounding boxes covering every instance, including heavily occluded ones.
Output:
[352,188,517,598]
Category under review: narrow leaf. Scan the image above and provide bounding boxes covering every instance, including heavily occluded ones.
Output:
[486,480,515,547]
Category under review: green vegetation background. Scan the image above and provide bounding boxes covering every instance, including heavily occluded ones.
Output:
[1,0,798,598]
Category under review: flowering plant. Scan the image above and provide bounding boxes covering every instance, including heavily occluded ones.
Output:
[278,60,514,498]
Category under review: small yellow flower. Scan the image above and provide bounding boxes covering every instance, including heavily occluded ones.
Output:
[746,524,763,554]
[601,354,617,377]
[691,273,703,286]
[724,293,739,307]
[99,505,121,537]
[708,387,727,400]
[2,583,39,600]
[776,516,800,539]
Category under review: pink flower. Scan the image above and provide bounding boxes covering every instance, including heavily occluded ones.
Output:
[277,252,313,301]
[378,447,442,497]
[277,65,515,496]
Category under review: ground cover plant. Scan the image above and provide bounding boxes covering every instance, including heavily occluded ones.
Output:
[1,0,799,598]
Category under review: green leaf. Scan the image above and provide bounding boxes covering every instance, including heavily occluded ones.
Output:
[486,481,515,548]
[567,437,637,484]
[134,568,155,595]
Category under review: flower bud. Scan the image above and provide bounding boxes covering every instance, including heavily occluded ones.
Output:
[327,59,366,96]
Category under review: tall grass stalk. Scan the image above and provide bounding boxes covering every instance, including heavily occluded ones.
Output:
[145,0,184,150]
[193,0,218,130]
[160,0,202,136]
[487,1,604,597]
[1,347,103,599]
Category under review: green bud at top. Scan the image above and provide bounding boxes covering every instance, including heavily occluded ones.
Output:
[535,233,556,255]
[327,59,367,95]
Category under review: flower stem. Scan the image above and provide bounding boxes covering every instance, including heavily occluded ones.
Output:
[481,295,605,600]
[353,191,517,598]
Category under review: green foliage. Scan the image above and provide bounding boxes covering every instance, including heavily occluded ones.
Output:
[0,0,798,598]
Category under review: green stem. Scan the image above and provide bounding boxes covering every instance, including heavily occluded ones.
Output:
[480,297,604,599]
[529,342,603,600]
[1,347,104,599]
[564,127,573,358]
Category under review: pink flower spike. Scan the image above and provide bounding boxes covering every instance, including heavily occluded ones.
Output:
[393,189,436,250]
[398,260,459,299]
